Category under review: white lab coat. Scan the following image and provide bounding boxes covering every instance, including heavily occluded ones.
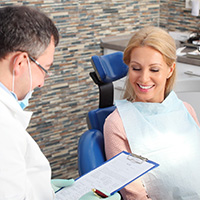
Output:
[0,87,55,200]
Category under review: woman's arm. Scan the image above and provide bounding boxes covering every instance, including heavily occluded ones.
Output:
[104,109,150,200]
[183,102,200,127]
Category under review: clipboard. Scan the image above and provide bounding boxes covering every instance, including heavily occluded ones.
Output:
[55,151,159,200]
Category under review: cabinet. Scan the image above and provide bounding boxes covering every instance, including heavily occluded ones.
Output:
[175,62,200,120]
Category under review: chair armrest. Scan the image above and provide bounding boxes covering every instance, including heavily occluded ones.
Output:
[78,129,106,176]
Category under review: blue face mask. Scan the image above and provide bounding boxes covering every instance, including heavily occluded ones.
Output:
[18,90,34,109]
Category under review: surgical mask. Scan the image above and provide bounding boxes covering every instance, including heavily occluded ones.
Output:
[18,90,34,109]
[12,57,34,110]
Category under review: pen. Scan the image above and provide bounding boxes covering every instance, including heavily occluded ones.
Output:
[92,188,110,198]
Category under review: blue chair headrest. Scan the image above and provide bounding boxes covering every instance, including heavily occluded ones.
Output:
[91,52,128,83]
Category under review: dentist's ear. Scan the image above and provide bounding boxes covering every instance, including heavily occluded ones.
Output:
[13,57,17,65]
[167,62,176,79]
[12,52,28,76]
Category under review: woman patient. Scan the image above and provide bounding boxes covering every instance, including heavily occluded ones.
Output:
[104,26,200,200]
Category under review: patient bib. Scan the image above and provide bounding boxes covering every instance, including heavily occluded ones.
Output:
[115,91,200,200]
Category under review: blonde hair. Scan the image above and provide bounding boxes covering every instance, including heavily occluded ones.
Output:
[123,26,177,101]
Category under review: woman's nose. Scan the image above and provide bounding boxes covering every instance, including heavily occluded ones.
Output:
[139,70,150,82]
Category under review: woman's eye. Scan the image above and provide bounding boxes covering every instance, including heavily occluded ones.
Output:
[150,68,159,72]
[131,66,141,71]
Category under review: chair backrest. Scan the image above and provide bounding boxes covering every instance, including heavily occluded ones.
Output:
[87,106,116,133]
[78,51,128,176]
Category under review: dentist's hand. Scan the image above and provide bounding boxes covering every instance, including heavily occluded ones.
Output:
[51,179,74,192]
[79,191,121,200]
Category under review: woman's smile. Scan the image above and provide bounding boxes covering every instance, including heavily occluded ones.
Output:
[137,84,155,91]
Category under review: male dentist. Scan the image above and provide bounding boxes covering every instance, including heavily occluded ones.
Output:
[0,5,120,200]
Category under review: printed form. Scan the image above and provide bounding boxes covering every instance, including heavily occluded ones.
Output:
[55,151,159,200]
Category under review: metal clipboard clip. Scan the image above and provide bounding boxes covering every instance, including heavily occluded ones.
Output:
[127,153,148,164]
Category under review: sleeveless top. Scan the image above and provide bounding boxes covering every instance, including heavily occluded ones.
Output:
[115,91,200,200]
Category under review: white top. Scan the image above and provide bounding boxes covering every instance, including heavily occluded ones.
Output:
[0,86,54,200]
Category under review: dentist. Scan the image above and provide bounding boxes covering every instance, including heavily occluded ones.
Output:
[0,5,120,200]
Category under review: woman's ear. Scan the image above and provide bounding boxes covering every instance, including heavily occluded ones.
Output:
[12,52,29,76]
[167,62,176,79]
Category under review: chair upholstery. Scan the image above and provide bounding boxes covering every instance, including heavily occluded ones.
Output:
[91,51,128,83]
[87,106,116,133]
[78,51,128,176]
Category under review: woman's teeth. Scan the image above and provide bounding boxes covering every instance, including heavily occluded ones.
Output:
[138,84,153,89]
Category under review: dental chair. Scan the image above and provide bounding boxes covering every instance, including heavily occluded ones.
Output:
[78,51,128,176]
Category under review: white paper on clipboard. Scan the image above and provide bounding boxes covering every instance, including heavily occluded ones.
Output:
[55,151,159,200]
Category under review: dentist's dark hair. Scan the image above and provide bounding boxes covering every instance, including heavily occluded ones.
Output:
[0,6,59,60]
